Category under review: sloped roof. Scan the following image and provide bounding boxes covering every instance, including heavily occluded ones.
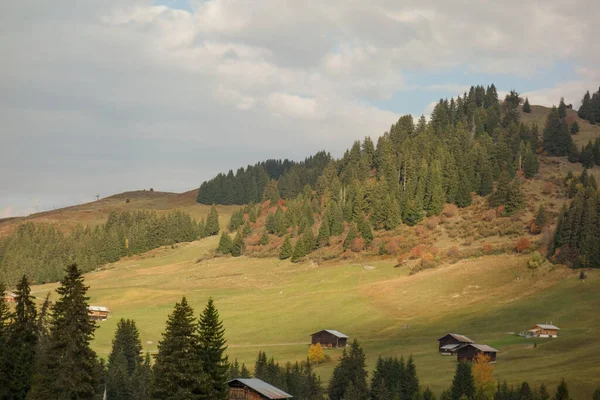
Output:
[533,324,560,330]
[311,329,349,339]
[88,306,110,312]
[466,344,499,353]
[437,333,474,343]
[228,378,293,399]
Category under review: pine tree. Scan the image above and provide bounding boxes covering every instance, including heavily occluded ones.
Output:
[259,230,270,246]
[133,353,152,400]
[197,298,229,400]
[317,219,331,247]
[330,201,345,236]
[217,232,233,254]
[356,213,373,245]
[240,363,251,378]
[455,172,473,208]
[401,355,419,400]
[279,236,293,260]
[343,224,358,251]
[523,146,540,178]
[570,122,579,134]
[478,162,494,197]
[534,205,548,228]
[0,282,13,400]
[7,275,38,399]
[553,379,570,400]
[106,319,144,400]
[205,205,220,236]
[327,340,368,400]
[450,361,475,400]
[28,264,101,400]
[504,179,525,216]
[523,97,531,113]
[558,97,567,119]
[426,160,445,216]
[592,387,600,400]
[537,383,550,400]
[152,297,208,399]
[231,232,245,257]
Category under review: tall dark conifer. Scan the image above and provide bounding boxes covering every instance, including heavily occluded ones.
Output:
[205,205,220,236]
[152,297,208,399]
[28,264,101,400]
[106,319,145,400]
[0,282,12,399]
[197,298,229,400]
[450,361,474,400]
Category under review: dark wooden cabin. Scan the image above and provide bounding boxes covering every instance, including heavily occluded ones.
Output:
[310,330,348,348]
[456,344,498,362]
[228,378,293,399]
[437,333,474,354]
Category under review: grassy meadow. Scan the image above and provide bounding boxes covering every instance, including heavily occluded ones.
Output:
[30,236,600,397]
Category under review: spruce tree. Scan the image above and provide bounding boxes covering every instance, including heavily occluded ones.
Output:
[401,355,419,400]
[317,219,331,247]
[216,232,233,254]
[523,146,540,178]
[327,340,368,400]
[570,122,579,134]
[478,163,494,197]
[343,224,358,251]
[205,205,220,236]
[356,213,373,245]
[553,379,570,400]
[132,353,152,400]
[259,230,270,246]
[450,361,475,400]
[523,97,531,113]
[197,298,229,400]
[0,282,12,400]
[152,297,208,399]
[426,160,445,216]
[535,205,548,228]
[592,387,600,400]
[106,319,144,400]
[279,236,293,260]
[7,275,38,399]
[330,201,345,236]
[28,264,101,400]
[504,179,525,215]
[231,232,245,257]
[455,172,473,208]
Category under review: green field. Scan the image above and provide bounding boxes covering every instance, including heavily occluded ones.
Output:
[30,236,600,398]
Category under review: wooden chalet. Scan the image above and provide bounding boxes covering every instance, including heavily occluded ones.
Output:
[2,292,16,303]
[528,324,560,338]
[456,344,498,362]
[437,333,474,355]
[310,330,348,348]
[228,378,292,399]
[88,306,110,321]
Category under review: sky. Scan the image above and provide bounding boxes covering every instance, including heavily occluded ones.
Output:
[1,0,599,217]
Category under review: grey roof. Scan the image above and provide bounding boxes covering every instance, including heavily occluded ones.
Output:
[533,324,560,330]
[88,306,110,312]
[311,329,349,339]
[437,333,474,343]
[440,344,460,350]
[228,378,293,399]
[466,344,499,353]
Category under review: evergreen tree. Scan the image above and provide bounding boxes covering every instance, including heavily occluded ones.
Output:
[423,387,435,400]
[28,264,101,400]
[106,319,144,400]
[570,122,579,134]
[537,383,550,400]
[356,213,373,245]
[478,163,494,197]
[328,340,368,400]
[132,353,152,400]
[558,98,567,119]
[553,379,570,400]
[580,141,595,168]
[504,179,525,216]
[450,361,475,400]
[216,232,233,254]
[6,275,38,399]
[317,219,331,247]
[279,236,293,260]
[401,355,419,400]
[240,363,251,378]
[259,230,270,246]
[205,205,220,236]
[152,297,208,399]
[0,282,13,399]
[197,298,229,400]
[523,97,531,113]
[330,201,345,236]
[426,160,445,216]
[231,232,245,257]
[592,387,600,400]
[455,172,473,208]
[343,224,358,251]
[534,205,548,228]
[523,146,540,178]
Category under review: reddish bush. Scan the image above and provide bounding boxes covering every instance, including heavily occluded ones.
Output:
[529,222,542,235]
[396,252,410,266]
[385,240,400,255]
[515,237,532,253]
[442,204,459,218]
[482,242,494,254]
[350,237,365,252]
[447,246,460,259]
[415,226,425,237]
[496,205,505,216]
[410,244,429,259]
[542,182,553,195]
[425,216,440,230]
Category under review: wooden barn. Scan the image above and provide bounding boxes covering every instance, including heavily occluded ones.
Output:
[310,330,348,348]
[3,292,16,303]
[228,378,293,399]
[528,324,560,338]
[88,306,110,321]
[437,333,474,355]
[456,344,498,362]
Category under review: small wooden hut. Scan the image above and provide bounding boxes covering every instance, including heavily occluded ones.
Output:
[528,324,559,338]
[310,330,348,348]
[228,378,293,399]
[87,306,110,321]
[456,344,498,362]
[437,333,474,355]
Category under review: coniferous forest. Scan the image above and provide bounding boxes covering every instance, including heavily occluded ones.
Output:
[0,208,217,286]
[1,266,597,400]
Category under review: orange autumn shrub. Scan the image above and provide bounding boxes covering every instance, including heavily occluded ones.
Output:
[515,237,532,252]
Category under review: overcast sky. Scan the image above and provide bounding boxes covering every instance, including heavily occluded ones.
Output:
[1,0,599,217]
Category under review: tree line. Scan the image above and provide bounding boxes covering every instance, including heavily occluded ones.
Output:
[0,207,220,286]
[2,267,599,399]
[578,87,600,125]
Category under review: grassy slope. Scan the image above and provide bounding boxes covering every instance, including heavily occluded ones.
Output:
[31,238,600,397]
